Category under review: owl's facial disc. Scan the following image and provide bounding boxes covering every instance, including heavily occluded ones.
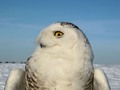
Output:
[37,22,80,49]
[39,31,64,48]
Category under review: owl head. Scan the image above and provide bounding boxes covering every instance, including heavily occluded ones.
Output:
[37,22,89,48]
[36,22,94,59]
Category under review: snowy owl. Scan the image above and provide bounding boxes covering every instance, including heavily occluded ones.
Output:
[5,22,110,90]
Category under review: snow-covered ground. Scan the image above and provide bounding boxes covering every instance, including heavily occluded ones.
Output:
[0,64,120,90]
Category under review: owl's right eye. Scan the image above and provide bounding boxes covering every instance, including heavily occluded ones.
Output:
[54,31,64,38]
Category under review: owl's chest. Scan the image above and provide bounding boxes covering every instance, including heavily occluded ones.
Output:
[29,52,92,80]
[30,55,74,79]
[26,51,93,90]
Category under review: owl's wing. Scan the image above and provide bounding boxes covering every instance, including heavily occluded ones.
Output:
[5,69,25,90]
[93,68,111,90]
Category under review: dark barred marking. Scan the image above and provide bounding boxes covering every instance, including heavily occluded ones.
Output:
[27,56,32,61]
[25,65,48,90]
[84,72,94,90]
[25,65,39,90]
[58,22,80,30]
[84,37,90,47]
[25,56,32,70]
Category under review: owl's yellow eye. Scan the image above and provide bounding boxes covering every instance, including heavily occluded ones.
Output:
[54,31,64,38]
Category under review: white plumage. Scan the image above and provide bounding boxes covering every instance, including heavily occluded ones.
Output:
[5,22,110,90]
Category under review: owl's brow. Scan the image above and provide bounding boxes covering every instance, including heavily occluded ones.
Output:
[58,22,80,30]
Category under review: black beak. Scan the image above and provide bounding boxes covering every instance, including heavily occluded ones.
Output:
[40,43,46,48]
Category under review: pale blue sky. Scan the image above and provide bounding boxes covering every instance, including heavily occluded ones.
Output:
[0,0,120,63]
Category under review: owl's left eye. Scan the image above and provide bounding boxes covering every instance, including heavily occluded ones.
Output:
[54,31,64,38]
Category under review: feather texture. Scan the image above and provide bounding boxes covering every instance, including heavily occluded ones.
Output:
[5,22,110,90]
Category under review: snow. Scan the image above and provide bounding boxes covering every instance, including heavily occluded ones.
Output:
[0,63,120,90]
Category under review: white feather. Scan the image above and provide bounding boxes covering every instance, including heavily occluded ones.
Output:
[93,68,111,90]
[5,69,25,90]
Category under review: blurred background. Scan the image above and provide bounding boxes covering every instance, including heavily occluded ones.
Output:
[0,0,120,64]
